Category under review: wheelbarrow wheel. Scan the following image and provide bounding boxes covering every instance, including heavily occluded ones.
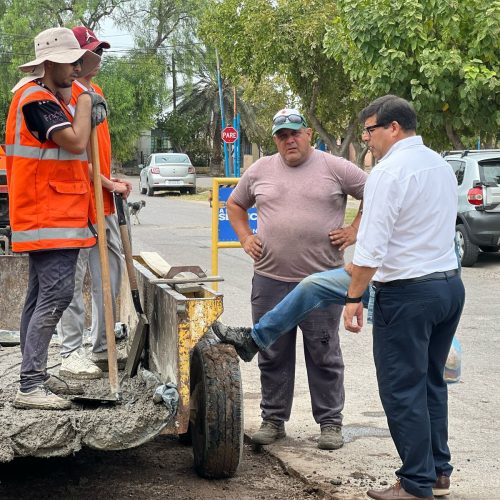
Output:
[190,336,243,479]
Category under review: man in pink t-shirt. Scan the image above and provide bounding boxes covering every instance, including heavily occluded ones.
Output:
[225,109,367,450]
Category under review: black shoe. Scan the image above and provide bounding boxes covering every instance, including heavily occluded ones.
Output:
[211,321,259,362]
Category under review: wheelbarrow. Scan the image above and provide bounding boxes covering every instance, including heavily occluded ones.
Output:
[0,252,243,479]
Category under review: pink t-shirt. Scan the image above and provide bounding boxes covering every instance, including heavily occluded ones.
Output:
[231,148,367,281]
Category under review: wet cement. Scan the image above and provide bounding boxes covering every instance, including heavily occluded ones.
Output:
[0,341,173,463]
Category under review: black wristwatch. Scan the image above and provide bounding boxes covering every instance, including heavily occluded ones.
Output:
[345,294,362,304]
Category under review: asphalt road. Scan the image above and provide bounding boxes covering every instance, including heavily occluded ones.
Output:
[121,173,500,499]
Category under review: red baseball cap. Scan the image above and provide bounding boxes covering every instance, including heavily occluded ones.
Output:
[71,26,111,51]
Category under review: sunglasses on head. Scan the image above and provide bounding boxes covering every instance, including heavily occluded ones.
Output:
[273,114,306,127]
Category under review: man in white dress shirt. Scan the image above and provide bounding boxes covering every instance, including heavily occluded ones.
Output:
[344,95,464,500]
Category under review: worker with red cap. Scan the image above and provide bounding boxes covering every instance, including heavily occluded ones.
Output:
[57,27,132,380]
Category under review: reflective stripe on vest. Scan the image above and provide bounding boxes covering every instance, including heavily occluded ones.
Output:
[4,144,86,161]
[12,226,95,243]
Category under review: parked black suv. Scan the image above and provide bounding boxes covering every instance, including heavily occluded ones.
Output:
[443,150,500,266]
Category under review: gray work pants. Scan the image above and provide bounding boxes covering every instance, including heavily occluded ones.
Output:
[58,214,123,355]
[20,249,80,392]
[251,273,345,427]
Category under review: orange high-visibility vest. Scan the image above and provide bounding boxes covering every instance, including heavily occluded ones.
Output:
[71,81,114,216]
[0,145,6,172]
[5,82,96,253]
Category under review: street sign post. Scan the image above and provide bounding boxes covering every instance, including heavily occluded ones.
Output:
[222,126,238,144]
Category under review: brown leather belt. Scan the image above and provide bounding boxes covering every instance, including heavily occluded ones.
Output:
[373,269,459,288]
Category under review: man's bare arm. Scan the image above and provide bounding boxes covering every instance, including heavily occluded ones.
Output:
[227,197,263,261]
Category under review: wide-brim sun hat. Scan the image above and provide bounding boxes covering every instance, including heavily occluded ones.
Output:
[272,108,308,135]
[12,27,100,92]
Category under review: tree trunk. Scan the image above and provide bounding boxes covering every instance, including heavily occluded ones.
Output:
[357,146,371,170]
[444,117,465,150]
[307,82,339,154]
[339,119,358,160]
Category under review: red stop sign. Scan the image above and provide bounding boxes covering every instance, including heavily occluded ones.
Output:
[222,126,238,144]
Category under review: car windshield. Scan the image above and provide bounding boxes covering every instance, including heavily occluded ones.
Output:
[154,155,190,165]
[479,160,500,185]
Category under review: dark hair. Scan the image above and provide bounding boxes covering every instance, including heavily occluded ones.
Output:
[359,95,417,131]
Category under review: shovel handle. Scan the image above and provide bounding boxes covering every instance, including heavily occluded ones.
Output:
[90,127,120,397]
[114,194,143,314]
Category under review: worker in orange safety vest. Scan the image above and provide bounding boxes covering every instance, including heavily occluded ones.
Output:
[5,27,106,410]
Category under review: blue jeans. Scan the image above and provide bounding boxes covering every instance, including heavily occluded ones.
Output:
[252,268,369,350]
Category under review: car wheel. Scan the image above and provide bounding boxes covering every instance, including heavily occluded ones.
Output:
[188,187,196,195]
[139,178,147,195]
[146,183,154,197]
[456,224,479,267]
[479,246,499,253]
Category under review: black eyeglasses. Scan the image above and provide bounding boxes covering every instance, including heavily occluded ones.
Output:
[273,114,307,127]
[362,123,388,136]
[94,48,104,56]
[70,58,84,67]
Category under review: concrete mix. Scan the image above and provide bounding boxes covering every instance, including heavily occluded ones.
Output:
[0,342,173,463]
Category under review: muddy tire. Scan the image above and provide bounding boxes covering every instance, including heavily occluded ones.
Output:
[190,335,243,479]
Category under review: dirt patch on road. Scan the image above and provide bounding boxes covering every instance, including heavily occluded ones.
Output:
[0,437,326,500]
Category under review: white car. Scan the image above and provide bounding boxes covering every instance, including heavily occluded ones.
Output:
[139,153,196,196]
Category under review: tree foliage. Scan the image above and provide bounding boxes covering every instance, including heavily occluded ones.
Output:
[325,0,500,149]
[96,51,168,162]
[199,0,358,157]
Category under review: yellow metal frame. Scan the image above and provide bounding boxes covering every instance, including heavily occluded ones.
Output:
[211,178,241,290]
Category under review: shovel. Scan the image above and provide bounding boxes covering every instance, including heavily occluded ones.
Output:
[73,127,121,406]
[114,193,150,377]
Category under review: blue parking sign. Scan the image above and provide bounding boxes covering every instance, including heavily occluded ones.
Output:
[218,187,257,242]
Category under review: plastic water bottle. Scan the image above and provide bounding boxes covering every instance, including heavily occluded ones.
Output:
[444,337,462,383]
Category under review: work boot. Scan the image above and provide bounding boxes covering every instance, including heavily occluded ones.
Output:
[59,348,102,379]
[367,480,433,499]
[318,425,344,450]
[90,350,127,371]
[13,385,71,410]
[251,420,286,445]
[211,321,259,362]
[433,474,450,497]
[44,374,84,395]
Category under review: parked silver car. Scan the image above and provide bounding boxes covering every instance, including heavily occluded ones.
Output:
[139,153,196,196]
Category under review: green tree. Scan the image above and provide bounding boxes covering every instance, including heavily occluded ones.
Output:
[325,0,500,149]
[0,0,128,140]
[96,51,168,162]
[200,0,361,158]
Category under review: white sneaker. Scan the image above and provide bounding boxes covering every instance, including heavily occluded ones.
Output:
[14,385,71,410]
[59,349,103,379]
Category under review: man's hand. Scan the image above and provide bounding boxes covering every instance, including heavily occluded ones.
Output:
[81,91,108,127]
[112,178,133,199]
[329,225,358,251]
[241,234,263,261]
[343,302,364,333]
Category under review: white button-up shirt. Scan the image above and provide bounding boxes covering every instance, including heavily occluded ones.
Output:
[353,136,458,282]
